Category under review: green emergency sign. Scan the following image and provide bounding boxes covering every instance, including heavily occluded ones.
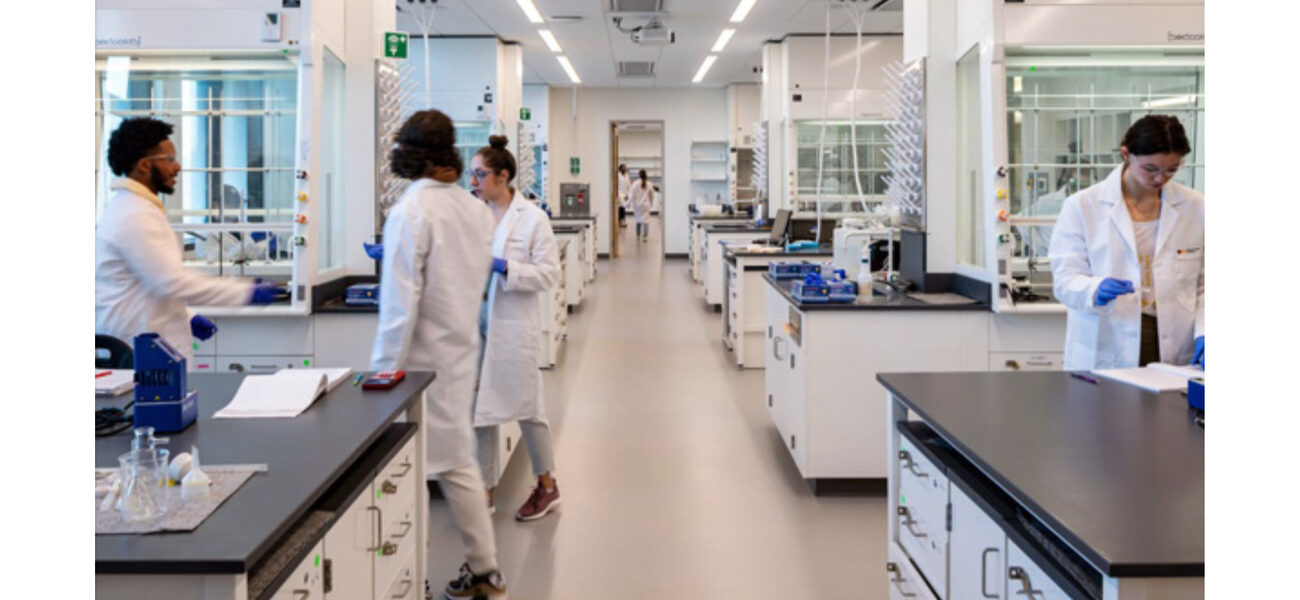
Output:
[520,107,532,121]
[384,32,408,59]
[569,157,580,175]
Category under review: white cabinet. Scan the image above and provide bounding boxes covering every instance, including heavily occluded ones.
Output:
[269,540,325,600]
[765,282,989,480]
[322,434,421,600]
[988,352,1063,372]
[896,444,949,595]
[555,231,586,308]
[537,262,567,368]
[314,313,379,370]
[219,355,315,374]
[703,232,766,305]
[888,543,941,600]
[949,483,1006,600]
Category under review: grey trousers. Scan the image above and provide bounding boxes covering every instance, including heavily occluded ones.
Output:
[475,418,557,488]
[435,464,499,574]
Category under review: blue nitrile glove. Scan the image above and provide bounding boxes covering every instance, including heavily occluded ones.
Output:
[364,242,384,260]
[1093,278,1135,307]
[190,315,218,341]
[249,283,280,305]
[1193,336,1205,369]
[492,257,508,275]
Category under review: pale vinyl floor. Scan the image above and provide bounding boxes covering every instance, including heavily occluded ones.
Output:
[427,217,889,598]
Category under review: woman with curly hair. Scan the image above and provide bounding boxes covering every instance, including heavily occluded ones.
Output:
[369,110,507,599]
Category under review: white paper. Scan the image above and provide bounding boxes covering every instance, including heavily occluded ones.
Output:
[96,370,135,397]
[1145,362,1205,380]
[1091,366,1193,393]
[293,368,353,392]
[214,370,329,419]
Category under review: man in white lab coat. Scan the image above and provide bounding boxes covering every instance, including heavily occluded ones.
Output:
[96,118,278,362]
[368,111,506,599]
[617,163,631,228]
[1049,115,1204,371]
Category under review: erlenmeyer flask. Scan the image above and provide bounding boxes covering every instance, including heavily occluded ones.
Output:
[117,449,169,522]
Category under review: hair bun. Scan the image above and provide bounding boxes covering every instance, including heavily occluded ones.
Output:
[489,135,509,150]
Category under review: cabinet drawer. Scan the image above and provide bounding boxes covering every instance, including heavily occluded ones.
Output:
[888,543,940,600]
[381,554,419,600]
[215,316,314,355]
[1005,540,1071,599]
[269,540,325,600]
[989,352,1063,372]
[374,518,417,600]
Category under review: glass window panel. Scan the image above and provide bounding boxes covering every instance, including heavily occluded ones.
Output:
[319,47,346,272]
[956,46,985,268]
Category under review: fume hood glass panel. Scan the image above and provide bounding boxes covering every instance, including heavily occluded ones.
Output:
[95,55,299,228]
[318,48,346,273]
[793,121,890,200]
[1005,56,1205,230]
[956,46,985,269]
[178,227,294,279]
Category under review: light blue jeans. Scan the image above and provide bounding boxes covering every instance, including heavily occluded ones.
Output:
[475,418,556,488]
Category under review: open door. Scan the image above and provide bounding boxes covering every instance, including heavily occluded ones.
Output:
[610,122,620,258]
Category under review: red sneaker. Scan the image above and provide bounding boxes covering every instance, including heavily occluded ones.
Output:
[515,484,560,521]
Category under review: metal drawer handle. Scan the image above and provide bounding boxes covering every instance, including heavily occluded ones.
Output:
[381,480,398,495]
[392,461,413,477]
[366,506,383,552]
[391,579,413,599]
[1025,360,1053,367]
[773,336,786,360]
[381,541,399,556]
[292,590,310,600]
[898,451,929,479]
[981,548,999,598]
[1004,360,1021,371]
[391,520,413,539]
[896,506,928,539]
[1008,566,1043,598]
[885,562,917,598]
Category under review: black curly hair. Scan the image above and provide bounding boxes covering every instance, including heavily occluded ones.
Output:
[107,118,174,177]
[475,135,517,182]
[389,110,463,180]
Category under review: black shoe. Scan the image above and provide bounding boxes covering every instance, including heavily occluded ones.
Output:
[444,562,507,599]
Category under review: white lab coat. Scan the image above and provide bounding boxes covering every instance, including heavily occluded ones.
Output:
[371,179,495,475]
[617,172,632,209]
[629,180,655,224]
[96,178,253,362]
[1049,166,1204,370]
[474,191,561,427]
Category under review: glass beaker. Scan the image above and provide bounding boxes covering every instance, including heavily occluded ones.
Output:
[117,448,170,522]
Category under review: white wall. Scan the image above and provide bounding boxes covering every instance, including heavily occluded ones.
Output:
[407,37,499,122]
[784,35,902,121]
[618,131,662,158]
[547,87,727,256]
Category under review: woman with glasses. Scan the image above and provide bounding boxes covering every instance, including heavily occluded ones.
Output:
[1049,115,1205,370]
[468,135,564,522]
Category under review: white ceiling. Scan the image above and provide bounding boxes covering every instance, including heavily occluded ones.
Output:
[395,0,903,88]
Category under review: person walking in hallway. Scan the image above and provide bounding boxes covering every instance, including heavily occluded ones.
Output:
[629,169,656,243]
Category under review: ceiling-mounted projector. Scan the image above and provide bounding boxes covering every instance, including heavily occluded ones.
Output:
[615,16,675,46]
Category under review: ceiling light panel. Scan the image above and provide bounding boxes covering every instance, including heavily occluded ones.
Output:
[515,0,544,24]
[538,29,563,53]
[557,55,581,84]
[693,55,718,84]
[730,0,758,23]
[712,29,736,53]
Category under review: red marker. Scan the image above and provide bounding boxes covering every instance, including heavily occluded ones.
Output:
[95,371,113,379]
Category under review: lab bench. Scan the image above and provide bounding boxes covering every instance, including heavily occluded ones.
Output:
[539,240,570,369]
[688,214,752,282]
[762,275,990,492]
[699,223,771,308]
[722,245,832,368]
[878,372,1203,600]
[550,216,598,283]
[553,224,592,310]
[96,372,436,600]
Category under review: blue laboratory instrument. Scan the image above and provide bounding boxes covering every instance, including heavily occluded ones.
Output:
[132,334,198,433]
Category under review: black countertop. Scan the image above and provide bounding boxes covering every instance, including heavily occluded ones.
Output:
[701,223,769,233]
[763,273,986,311]
[95,372,435,574]
[689,214,752,222]
[877,372,1204,578]
[724,244,832,264]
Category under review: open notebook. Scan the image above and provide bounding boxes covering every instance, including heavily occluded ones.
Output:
[1092,362,1204,393]
[214,368,352,419]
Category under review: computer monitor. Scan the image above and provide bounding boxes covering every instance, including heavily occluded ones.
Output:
[768,209,792,245]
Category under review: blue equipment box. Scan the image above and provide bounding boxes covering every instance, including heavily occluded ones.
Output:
[133,333,197,433]
[346,283,380,306]
[791,278,830,303]
[827,280,858,302]
[769,262,822,280]
[1187,378,1204,412]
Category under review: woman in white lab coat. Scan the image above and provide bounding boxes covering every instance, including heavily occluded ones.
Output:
[1049,115,1204,371]
[469,135,564,522]
[96,118,277,363]
[368,111,507,599]
[629,169,656,242]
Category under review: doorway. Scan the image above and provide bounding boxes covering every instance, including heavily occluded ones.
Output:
[610,120,664,258]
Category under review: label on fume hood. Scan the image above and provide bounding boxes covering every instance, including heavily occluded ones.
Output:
[384,32,408,59]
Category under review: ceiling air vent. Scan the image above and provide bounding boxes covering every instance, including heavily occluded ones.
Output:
[610,0,665,14]
[618,61,656,78]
